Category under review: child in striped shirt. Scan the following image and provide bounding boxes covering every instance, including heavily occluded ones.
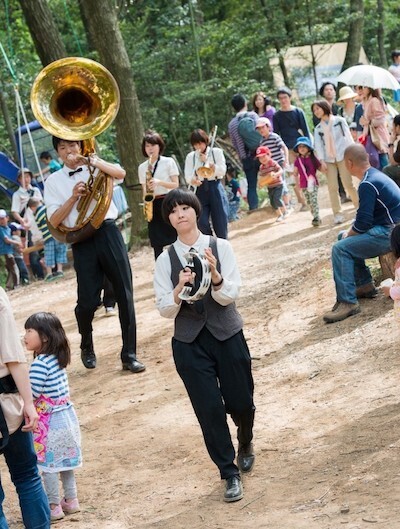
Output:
[25,312,82,522]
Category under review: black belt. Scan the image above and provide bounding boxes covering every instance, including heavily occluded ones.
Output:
[0,375,17,394]
[0,375,18,454]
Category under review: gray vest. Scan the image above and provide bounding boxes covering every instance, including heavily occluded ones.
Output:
[169,238,243,343]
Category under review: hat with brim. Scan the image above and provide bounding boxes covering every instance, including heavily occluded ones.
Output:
[293,136,313,153]
[337,86,357,102]
[0,209,7,218]
[17,167,33,179]
[255,117,272,128]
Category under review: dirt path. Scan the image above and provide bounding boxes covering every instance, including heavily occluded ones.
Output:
[3,185,400,529]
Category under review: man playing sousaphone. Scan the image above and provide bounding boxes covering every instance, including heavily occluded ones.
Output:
[44,137,146,374]
[184,129,228,239]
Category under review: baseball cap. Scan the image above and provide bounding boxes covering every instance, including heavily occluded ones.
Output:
[10,222,23,232]
[255,146,271,157]
[0,209,7,218]
[255,117,272,128]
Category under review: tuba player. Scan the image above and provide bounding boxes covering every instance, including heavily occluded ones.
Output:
[44,137,146,374]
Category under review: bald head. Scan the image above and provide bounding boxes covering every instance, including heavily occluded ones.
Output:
[343,144,370,178]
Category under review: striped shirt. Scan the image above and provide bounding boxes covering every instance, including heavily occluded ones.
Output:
[260,133,286,165]
[29,354,71,411]
[34,204,52,243]
[228,110,259,160]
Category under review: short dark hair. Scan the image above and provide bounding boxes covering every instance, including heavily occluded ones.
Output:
[391,224,400,258]
[277,87,292,98]
[24,312,71,369]
[162,188,202,225]
[141,130,165,157]
[312,99,332,116]
[319,82,337,97]
[231,93,246,112]
[40,151,51,159]
[190,129,209,147]
[392,50,400,60]
[394,114,400,127]
[52,137,83,151]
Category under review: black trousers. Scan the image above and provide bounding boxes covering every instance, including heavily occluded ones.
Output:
[172,327,255,479]
[196,180,228,239]
[72,220,137,363]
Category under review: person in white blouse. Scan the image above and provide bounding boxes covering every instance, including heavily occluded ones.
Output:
[154,188,255,504]
[184,129,228,238]
[138,130,179,259]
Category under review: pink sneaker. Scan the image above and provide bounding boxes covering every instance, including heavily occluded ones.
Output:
[50,504,65,522]
[60,497,80,514]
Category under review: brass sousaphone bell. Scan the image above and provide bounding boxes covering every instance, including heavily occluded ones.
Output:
[30,57,120,244]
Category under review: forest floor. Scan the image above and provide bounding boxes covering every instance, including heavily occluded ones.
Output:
[3,184,400,529]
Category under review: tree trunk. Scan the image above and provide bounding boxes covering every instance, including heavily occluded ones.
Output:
[341,0,364,71]
[18,0,67,65]
[0,89,18,160]
[376,0,387,68]
[379,252,396,280]
[79,0,145,245]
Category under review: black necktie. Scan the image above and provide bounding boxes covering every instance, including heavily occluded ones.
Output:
[68,167,83,177]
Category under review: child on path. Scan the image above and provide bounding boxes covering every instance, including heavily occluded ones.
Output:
[0,209,21,290]
[225,164,241,222]
[10,222,30,285]
[255,146,287,222]
[293,137,322,227]
[25,312,82,522]
[27,198,67,282]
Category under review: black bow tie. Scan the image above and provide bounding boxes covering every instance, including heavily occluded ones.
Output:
[68,167,83,177]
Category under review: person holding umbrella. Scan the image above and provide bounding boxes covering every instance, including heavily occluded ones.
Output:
[359,87,390,170]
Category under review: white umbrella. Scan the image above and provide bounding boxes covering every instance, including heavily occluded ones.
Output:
[336,64,400,90]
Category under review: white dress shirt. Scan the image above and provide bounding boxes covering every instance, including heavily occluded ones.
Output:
[138,156,179,197]
[44,165,120,228]
[184,147,227,184]
[154,232,241,319]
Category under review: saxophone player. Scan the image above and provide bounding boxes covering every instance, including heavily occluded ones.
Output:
[138,130,179,260]
[44,137,146,374]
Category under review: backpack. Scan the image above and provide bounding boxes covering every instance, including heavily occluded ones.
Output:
[237,113,262,153]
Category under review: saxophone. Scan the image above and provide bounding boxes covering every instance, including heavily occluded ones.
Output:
[143,154,155,222]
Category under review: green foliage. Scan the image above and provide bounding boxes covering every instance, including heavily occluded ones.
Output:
[0,0,400,171]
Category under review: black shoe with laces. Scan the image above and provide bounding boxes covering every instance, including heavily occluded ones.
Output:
[223,476,243,503]
[81,349,96,369]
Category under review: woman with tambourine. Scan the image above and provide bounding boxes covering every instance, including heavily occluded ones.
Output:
[138,130,179,259]
[153,188,255,504]
[184,128,228,239]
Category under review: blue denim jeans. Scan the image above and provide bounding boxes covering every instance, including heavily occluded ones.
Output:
[0,424,50,529]
[241,157,259,210]
[331,225,392,304]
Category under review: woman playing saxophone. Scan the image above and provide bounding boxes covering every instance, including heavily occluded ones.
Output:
[138,130,179,259]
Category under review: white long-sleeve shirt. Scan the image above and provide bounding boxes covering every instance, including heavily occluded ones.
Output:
[154,232,241,319]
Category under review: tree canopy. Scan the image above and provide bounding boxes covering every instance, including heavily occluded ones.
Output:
[1,0,399,164]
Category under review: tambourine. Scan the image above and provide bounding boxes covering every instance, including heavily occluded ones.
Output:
[178,250,212,303]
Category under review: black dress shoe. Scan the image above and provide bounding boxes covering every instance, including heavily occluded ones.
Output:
[223,476,243,503]
[237,442,255,473]
[122,359,146,373]
[81,349,96,369]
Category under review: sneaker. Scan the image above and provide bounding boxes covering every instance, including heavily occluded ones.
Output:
[356,283,378,299]
[334,214,345,225]
[275,215,284,222]
[50,504,65,522]
[105,306,116,316]
[60,497,80,514]
[323,302,360,323]
[300,204,309,212]
[312,218,322,227]
[44,274,55,282]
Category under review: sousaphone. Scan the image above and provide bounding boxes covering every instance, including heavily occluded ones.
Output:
[30,57,120,244]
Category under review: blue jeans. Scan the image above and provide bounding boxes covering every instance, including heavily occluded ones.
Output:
[242,157,259,210]
[332,225,392,304]
[0,424,50,529]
